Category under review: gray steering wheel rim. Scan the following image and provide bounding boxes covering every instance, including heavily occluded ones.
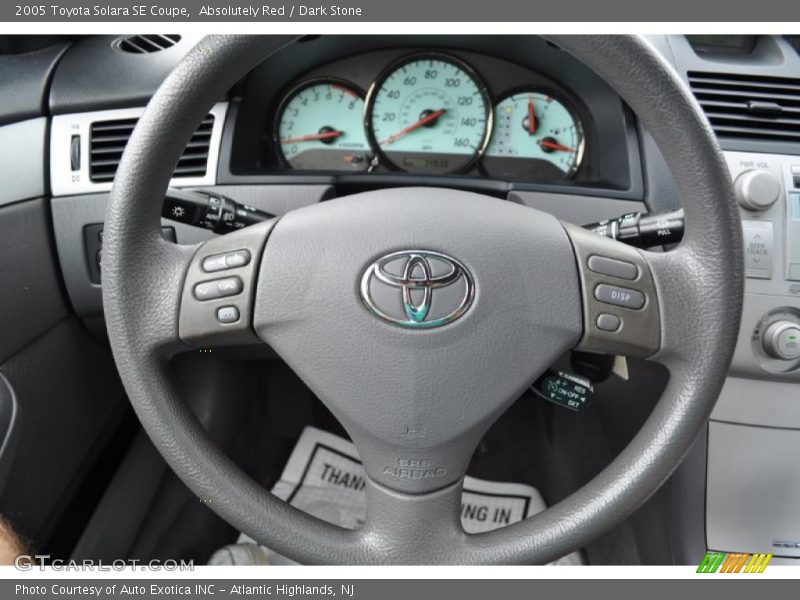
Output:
[102,35,743,564]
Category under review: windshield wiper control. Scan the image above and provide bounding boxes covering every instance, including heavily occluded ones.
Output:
[583,208,684,248]
[162,188,275,234]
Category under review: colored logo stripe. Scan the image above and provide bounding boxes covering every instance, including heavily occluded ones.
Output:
[697,552,773,573]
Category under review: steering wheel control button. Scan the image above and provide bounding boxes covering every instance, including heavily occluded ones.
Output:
[741,220,773,279]
[596,313,621,332]
[202,249,251,273]
[202,254,228,272]
[735,169,781,211]
[225,250,251,268]
[763,320,800,360]
[216,306,240,325]
[193,276,244,301]
[594,284,645,310]
[587,255,638,280]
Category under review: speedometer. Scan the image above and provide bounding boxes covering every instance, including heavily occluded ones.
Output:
[365,53,491,174]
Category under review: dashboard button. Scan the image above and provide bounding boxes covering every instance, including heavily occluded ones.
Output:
[594,284,645,310]
[193,277,243,301]
[587,255,638,280]
[216,306,240,324]
[742,220,773,279]
[596,313,621,332]
[70,135,81,171]
[763,320,800,360]
[735,169,781,211]
[777,328,800,360]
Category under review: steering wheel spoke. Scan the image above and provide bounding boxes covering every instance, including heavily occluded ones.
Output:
[360,476,467,564]
[178,219,277,348]
[562,222,661,358]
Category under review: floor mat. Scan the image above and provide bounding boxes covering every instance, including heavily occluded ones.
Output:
[223,426,583,565]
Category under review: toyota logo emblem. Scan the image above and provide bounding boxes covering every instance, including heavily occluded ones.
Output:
[360,250,475,329]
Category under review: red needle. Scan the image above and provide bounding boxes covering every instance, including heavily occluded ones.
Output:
[540,139,575,153]
[281,130,342,144]
[528,96,536,134]
[380,109,446,146]
[331,84,359,98]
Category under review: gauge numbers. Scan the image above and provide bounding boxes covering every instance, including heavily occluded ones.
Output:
[366,54,491,174]
[484,90,585,180]
[276,79,371,171]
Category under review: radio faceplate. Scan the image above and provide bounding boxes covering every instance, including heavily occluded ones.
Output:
[724,151,800,380]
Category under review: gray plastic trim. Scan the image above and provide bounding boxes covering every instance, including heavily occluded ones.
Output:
[0,198,70,363]
[712,376,800,430]
[50,185,333,318]
[50,103,228,196]
[668,427,709,565]
[707,421,800,558]
[0,118,46,206]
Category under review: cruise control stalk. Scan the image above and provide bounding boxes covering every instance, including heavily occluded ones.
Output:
[583,209,684,248]
[162,188,275,234]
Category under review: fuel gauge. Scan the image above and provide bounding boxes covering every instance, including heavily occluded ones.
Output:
[483,89,585,180]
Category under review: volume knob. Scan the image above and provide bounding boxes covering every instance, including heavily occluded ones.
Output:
[735,169,781,211]
[763,320,800,361]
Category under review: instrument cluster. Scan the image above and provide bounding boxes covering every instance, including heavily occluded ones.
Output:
[272,51,586,181]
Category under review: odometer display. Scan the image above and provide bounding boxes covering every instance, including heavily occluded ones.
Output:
[366,54,491,174]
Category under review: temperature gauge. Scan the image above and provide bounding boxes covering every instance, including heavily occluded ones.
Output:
[483,89,585,180]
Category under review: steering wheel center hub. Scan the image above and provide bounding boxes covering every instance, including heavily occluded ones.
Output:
[253,187,583,492]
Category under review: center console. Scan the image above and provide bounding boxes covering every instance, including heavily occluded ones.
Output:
[657,33,800,564]
[707,152,800,560]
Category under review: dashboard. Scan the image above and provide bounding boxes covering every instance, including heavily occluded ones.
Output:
[271,51,584,179]
[226,36,639,198]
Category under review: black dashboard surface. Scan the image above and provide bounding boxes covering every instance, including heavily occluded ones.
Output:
[222,35,642,199]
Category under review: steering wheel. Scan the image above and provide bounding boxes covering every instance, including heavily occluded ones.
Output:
[102,35,743,564]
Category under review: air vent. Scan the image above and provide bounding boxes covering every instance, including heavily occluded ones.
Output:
[689,71,800,143]
[89,114,214,182]
[114,34,181,54]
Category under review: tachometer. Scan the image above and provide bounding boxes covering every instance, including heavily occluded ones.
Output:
[483,89,585,180]
[365,54,491,174]
[275,79,371,171]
